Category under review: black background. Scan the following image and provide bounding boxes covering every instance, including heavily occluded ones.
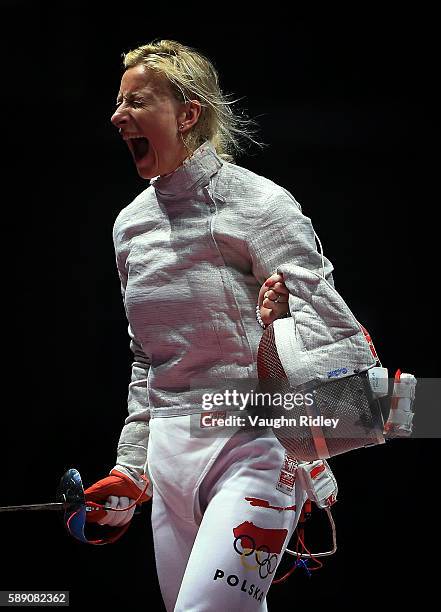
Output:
[3,2,437,610]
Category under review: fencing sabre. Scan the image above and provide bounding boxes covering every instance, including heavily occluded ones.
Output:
[0,468,144,545]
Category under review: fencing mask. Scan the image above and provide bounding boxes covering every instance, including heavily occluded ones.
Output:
[256,264,385,461]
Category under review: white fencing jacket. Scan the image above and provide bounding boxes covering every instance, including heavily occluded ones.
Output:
[111,140,334,486]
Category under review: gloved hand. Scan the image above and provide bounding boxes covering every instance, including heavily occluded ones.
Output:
[84,468,151,526]
[94,495,136,527]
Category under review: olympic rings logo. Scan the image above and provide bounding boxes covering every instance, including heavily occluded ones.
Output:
[233,535,278,579]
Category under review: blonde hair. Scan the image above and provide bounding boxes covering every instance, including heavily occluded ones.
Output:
[121,39,264,163]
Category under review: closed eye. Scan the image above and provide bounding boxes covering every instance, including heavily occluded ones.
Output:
[114,100,144,109]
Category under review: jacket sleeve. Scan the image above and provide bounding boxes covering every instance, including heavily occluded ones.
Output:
[247,188,335,290]
[111,237,152,496]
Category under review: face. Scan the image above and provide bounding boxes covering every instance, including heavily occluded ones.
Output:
[111,65,189,179]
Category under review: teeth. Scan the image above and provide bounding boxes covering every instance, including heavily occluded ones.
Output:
[123,134,145,141]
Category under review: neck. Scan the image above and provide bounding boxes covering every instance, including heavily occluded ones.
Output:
[160,153,191,178]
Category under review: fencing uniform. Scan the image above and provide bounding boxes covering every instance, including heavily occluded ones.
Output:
[111,141,334,610]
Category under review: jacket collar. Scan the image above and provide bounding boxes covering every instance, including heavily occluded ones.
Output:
[149,140,223,197]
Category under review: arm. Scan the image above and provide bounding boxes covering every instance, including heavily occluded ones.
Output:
[249,187,376,384]
[111,237,153,497]
[248,188,335,291]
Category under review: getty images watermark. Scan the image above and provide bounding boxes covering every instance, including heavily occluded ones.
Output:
[189,377,440,439]
[201,388,314,411]
[200,388,340,430]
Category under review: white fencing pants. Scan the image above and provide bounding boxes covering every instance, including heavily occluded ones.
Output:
[147,414,307,612]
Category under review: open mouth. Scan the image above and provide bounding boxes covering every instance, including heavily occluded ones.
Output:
[130,137,150,162]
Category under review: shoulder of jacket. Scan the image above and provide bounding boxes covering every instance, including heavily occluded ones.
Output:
[220,162,302,218]
[112,185,156,246]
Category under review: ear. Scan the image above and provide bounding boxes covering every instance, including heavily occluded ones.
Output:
[178,100,202,132]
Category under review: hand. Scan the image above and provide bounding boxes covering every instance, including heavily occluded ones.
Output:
[96,495,136,527]
[258,272,290,327]
[84,469,151,525]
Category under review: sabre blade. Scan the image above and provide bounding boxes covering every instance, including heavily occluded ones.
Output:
[0,502,66,512]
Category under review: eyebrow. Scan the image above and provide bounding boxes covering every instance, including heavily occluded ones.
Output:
[116,90,151,103]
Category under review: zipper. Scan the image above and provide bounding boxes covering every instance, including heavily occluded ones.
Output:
[202,185,255,370]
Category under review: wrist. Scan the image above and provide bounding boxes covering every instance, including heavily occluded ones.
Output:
[111,467,152,501]
[255,304,266,329]
[256,304,291,329]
